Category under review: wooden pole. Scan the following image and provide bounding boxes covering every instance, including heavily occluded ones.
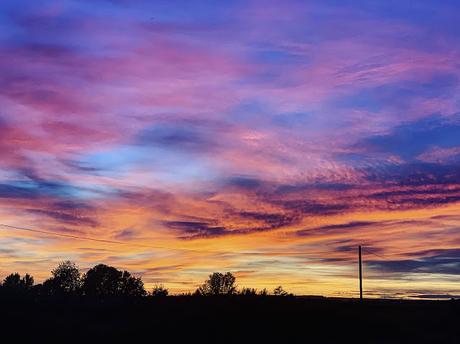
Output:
[359,245,363,301]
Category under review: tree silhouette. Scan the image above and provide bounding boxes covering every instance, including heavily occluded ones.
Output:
[82,264,146,296]
[22,274,34,289]
[2,273,34,291]
[273,285,291,296]
[239,287,258,296]
[258,288,268,296]
[3,273,21,289]
[151,284,169,297]
[0,263,291,299]
[196,272,236,296]
[50,261,81,295]
[40,278,58,296]
[83,264,122,296]
[120,270,146,297]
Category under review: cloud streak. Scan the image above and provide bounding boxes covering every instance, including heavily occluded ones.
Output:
[1,0,460,297]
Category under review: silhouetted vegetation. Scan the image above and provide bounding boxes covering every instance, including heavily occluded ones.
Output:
[0,262,147,298]
[273,285,292,296]
[2,272,34,293]
[82,264,146,297]
[40,261,82,296]
[0,263,459,342]
[195,272,237,296]
[238,287,270,296]
[239,287,258,296]
[0,293,459,343]
[151,284,169,297]
[0,264,295,299]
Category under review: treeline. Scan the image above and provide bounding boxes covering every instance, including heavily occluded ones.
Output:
[0,261,292,297]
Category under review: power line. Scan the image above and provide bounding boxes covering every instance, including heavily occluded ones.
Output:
[361,246,386,260]
[0,223,211,253]
[0,223,391,265]
[0,223,341,257]
[0,223,135,246]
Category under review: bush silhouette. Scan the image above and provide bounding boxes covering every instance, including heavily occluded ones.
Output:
[273,285,291,296]
[196,272,236,296]
[151,284,169,297]
[82,264,146,296]
[258,288,268,296]
[239,287,258,296]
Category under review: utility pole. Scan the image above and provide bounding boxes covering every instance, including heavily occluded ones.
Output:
[359,245,363,301]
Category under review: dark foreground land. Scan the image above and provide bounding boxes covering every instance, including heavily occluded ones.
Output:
[1,296,460,343]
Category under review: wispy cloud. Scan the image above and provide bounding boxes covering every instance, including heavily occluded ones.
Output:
[1,0,460,297]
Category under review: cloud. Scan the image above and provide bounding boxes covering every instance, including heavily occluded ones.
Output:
[370,186,460,199]
[316,221,377,231]
[163,221,227,238]
[275,182,355,194]
[52,200,94,211]
[410,294,459,299]
[163,209,299,239]
[225,176,265,190]
[114,229,137,240]
[27,209,99,227]
[237,211,299,227]
[136,123,216,153]
[364,162,460,186]
[0,177,91,200]
[0,183,41,199]
[354,114,460,161]
[277,200,349,216]
[296,221,377,237]
[368,248,460,275]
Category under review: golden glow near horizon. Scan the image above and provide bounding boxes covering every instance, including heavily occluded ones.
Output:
[2,201,460,298]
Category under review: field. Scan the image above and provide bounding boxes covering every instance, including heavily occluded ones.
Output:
[1,296,459,343]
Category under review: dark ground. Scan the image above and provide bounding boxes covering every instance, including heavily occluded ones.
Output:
[1,295,459,343]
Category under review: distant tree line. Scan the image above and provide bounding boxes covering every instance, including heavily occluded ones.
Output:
[0,261,146,297]
[0,261,292,297]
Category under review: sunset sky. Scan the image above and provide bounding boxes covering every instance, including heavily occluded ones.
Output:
[1,0,460,298]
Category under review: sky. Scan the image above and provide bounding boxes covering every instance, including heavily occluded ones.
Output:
[1,0,460,298]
